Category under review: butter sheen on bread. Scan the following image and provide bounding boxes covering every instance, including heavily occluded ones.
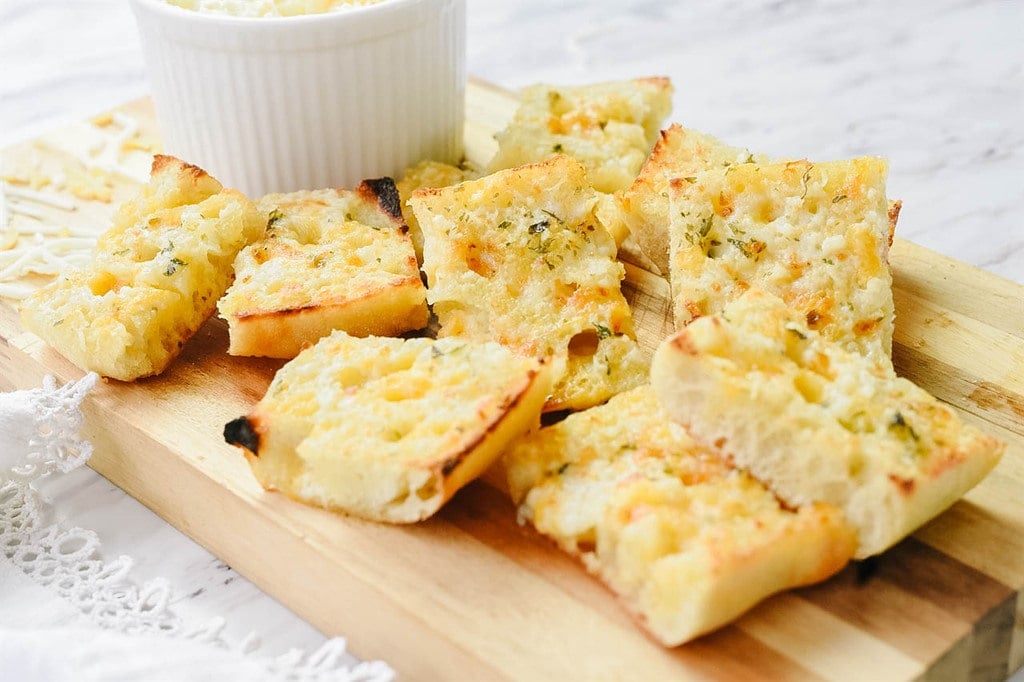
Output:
[218,180,428,358]
[226,331,552,523]
[20,155,264,380]
[668,157,896,366]
[506,385,856,645]
[651,289,1004,558]
[409,155,648,412]
[488,78,673,194]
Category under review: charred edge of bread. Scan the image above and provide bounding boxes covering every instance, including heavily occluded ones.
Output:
[224,416,260,456]
[358,177,405,225]
[436,360,548,480]
[151,153,208,182]
[887,199,902,248]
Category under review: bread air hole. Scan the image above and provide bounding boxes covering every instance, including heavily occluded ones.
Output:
[568,329,601,357]
[381,421,415,442]
[757,199,781,224]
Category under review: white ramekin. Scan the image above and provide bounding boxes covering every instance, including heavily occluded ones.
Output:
[128,0,466,198]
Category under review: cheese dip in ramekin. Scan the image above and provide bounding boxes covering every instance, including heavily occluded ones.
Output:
[165,0,388,18]
[129,0,466,197]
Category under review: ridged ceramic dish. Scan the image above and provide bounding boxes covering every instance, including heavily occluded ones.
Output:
[129,0,466,197]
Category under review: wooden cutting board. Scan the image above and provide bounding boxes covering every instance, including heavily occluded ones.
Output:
[1,79,1022,681]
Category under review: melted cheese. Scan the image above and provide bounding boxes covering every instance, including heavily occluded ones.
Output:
[668,157,895,366]
[410,155,648,411]
[506,385,856,645]
[651,289,1005,558]
[20,156,264,379]
[219,186,428,357]
[488,78,673,194]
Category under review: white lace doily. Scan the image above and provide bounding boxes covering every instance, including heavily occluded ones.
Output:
[0,374,394,682]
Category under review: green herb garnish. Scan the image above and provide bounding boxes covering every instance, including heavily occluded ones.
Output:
[164,257,186,276]
[267,208,285,229]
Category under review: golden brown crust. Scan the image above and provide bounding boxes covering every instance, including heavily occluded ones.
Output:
[651,289,1005,558]
[617,124,766,275]
[20,155,264,380]
[228,333,553,524]
[505,386,856,646]
[887,199,902,247]
[219,183,428,358]
[410,155,648,412]
[666,157,896,366]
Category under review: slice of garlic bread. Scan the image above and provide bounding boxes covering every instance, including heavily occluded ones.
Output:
[618,124,768,274]
[409,155,648,412]
[396,160,478,264]
[218,180,428,358]
[651,289,1005,559]
[668,157,896,366]
[225,331,552,523]
[20,155,264,380]
[487,78,673,194]
[506,385,856,646]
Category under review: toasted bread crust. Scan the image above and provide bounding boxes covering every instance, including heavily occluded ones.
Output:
[488,77,674,194]
[226,333,553,523]
[651,289,1005,558]
[410,155,648,411]
[20,155,264,380]
[667,157,896,366]
[618,124,765,275]
[219,181,428,358]
[395,160,478,264]
[506,386,856,645]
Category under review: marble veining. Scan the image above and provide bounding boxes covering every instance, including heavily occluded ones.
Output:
[1,0,1022,672]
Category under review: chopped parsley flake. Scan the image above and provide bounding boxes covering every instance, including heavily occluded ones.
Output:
[164,257,187,276]
[727,237,766,259]
[267,208,285,229]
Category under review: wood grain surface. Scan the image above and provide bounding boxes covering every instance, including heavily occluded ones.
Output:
[0,79,1022,681]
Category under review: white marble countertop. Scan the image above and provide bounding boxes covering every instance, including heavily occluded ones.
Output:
[2,0,1022,676]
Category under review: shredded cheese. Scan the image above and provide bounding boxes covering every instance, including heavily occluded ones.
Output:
[3,185,77,212]
[8,202,47,220]
[0,111,158,299]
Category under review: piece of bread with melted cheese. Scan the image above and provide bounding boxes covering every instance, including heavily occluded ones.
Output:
[618,124,768,274]
[668,157,896,366]
[408,155,648,412]
[505,385,856,646]
[395,160,478,264]
[650,289,1005,559]
[618,126,904,276]
[487,78,673,194]
[225,331,552,523]
[20,155,264,380]
[218,180,428,358]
